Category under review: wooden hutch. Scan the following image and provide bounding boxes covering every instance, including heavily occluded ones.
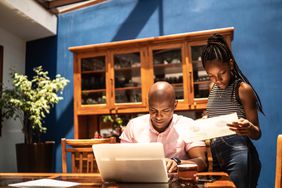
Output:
[69,27,234,139]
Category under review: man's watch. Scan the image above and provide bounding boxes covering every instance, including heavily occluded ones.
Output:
[171,157,181,165]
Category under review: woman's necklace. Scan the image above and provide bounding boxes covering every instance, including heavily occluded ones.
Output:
[217,88,224,99]
[218,93,222,98]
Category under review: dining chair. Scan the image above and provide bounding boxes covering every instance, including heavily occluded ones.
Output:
[61,137,116,173]
[205,139,213,171]
[275,135,282,188]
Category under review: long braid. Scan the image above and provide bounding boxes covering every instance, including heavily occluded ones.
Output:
[201,34,264,114]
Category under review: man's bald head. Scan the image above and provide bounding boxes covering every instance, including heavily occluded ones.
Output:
[148,81,176,106]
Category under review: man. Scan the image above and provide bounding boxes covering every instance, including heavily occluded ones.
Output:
[120,81,207,173]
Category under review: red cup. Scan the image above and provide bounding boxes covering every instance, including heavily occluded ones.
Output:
[177,163,198,181]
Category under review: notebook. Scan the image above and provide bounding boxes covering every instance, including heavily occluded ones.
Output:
[92,142,169,183]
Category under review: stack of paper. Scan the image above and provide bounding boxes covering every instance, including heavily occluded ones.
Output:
[9,178,80,187]
[177,113,238,142]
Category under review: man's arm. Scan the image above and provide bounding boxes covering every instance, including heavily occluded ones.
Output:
[166,146,207,173]
[184,146,207,171]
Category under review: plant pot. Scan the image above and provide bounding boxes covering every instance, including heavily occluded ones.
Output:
[16,141,55,172]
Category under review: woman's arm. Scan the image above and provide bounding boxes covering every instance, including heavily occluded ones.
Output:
[228,82,261,140]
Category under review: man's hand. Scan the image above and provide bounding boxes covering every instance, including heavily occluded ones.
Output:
[165,158,178,173]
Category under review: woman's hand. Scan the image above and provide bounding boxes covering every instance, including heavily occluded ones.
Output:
[227,118,254,137]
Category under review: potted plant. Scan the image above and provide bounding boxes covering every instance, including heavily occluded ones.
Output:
[101,113,124,142]
[0,66,69,172]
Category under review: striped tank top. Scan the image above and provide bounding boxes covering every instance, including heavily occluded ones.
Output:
[207,79,246,119]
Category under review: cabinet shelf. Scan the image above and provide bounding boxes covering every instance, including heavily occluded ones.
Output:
[114,65,141,72]
[115,86,141,91]
[82,89,106,93]
[194,81,210,85]
[154,64,182,75]
[82,70,105,74]
[153,63,181,68]
[171,83,183,88]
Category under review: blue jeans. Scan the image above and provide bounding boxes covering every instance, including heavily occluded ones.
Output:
[211,135,261,188]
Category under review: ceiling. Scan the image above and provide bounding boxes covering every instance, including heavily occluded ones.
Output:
[0,0,108,41]
[0,0,57,41]
[35,0,108,14]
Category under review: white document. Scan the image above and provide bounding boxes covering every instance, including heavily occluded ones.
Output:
[9,178,80,188]
[179,113,238,142]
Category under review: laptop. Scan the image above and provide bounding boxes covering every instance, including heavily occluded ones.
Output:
[92,142,169,183]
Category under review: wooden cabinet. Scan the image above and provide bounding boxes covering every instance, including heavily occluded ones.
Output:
[74,48,148,115]
[70,27,234,138]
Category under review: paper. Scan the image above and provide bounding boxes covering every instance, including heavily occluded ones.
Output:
[179,113,238,142]
[9,178,80,187]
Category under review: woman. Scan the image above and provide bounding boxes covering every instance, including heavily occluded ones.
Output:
[201,33,263,188]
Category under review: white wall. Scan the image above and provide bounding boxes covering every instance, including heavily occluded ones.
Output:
[0,27,25,172]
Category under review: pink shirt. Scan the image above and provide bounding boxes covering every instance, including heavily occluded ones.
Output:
[119,114,205,159]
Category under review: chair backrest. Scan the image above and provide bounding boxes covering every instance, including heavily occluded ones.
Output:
[205,139,213,172]
[61,137,116,173]
[275,135,282,188]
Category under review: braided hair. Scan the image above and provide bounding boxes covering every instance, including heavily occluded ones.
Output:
[201,33,264,114]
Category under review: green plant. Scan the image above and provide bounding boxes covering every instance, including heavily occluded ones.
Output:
[102,114,123,129]
[0,66,69,144]
[102,113,124,138]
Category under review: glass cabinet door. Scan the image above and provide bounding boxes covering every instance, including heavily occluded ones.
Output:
[152,48,184,100]
[190,45,210,99]
[81,56,106,105]
[113,52,142,103]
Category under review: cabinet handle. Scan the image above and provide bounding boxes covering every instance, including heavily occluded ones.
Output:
[110,78,113,98]
[189,72,192,93]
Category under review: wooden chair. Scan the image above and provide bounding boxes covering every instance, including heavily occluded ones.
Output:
[61,137,116,173]
[205,139,213,172]
[275,135,282,188]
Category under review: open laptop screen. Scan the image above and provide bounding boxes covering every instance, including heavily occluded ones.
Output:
[92,142,169,183]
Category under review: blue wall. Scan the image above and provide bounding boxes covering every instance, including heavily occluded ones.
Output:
[26,0,282,187]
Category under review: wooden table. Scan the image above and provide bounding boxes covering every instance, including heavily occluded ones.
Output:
[0,172,235,188]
